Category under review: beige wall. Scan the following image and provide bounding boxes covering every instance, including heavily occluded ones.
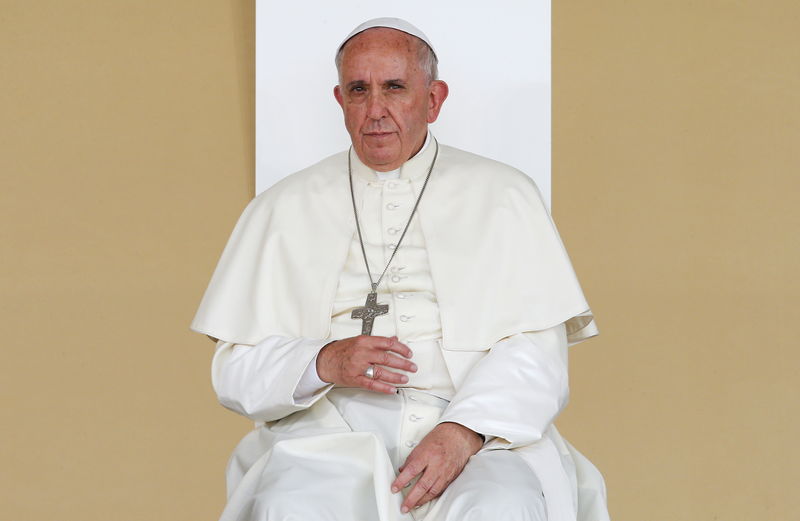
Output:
[1,1,797,519]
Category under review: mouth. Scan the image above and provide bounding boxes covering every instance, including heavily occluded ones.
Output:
[363,131,396,139]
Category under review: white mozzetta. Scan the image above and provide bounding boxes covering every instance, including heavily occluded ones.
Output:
[192,137,597,358]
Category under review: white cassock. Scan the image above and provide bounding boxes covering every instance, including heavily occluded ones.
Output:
[192,135,610,521]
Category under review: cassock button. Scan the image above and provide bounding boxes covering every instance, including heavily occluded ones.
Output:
[387,181,397,189]
[388,243,397,250]
[405,440,418,448]
[391,275,401,283]
[386,202,399,210]
[399,315,413,322]
[409,414,423,422]
[396,293,407,299]
[388,227,399,235]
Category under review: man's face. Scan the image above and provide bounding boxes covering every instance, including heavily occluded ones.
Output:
[334,28,448,171]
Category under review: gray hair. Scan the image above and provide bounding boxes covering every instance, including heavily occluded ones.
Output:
[335,34,438,85]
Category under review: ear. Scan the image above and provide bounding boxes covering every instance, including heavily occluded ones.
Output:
[334,85,344,108]
[426,80,449,124]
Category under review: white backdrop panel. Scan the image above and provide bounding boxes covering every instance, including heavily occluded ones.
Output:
[256,1,551,205]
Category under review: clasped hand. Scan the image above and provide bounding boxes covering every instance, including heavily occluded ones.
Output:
[316,335,417,394]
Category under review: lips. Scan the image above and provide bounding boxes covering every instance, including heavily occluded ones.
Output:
[364,131,396,140]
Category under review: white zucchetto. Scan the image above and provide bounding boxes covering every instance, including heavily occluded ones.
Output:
[336,17,437,59]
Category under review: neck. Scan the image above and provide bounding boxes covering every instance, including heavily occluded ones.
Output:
[350,133,436,184]
[373,132,431,178]
[370,132,430,173]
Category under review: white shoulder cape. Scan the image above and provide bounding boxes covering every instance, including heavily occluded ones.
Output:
[191,141,597,350]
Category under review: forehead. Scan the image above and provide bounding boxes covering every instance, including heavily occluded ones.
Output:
[342,27,418,53]
[339,28,421,72]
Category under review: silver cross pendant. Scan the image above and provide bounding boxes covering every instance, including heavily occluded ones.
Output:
[351,291,389,335]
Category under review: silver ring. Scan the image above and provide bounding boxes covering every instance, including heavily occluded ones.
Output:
[364,365,375,379]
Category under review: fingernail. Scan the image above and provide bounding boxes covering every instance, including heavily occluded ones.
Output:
[410,363,418,371]
[401,507,409,513]
[401,375,408,383]
[391,486,399,493]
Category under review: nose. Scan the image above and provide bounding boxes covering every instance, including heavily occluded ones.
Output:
[366,91,387,120]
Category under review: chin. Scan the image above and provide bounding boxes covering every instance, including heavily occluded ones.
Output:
[361,148,400,169]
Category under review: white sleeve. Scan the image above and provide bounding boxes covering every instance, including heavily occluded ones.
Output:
[211,335,334,423]
[293,352,330,402]
[437,323,569,448]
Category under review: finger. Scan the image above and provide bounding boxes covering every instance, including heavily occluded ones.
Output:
[401,471,438,514]
[373,350,418,373]
[371,365,409,385]
[387,336,414,358]
[417,494,435,509]
[416,490,437,509]
[354,375,396,394]
[369,336,413,359]
[392,459,424,493]
[415,475,448,509]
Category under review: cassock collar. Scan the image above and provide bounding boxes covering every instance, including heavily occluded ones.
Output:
[350,132,437,184]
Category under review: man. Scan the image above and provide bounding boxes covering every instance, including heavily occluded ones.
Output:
[192,17,609,521]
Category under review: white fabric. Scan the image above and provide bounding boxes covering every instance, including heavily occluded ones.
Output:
[197,138,609,520]
[213,337,333,421]
[213,327,566,433]
[212,328,568,520]
[337,17,438,59]
[376,169,401,180]
[219,388,547,521]
[292,352,328,402]
[191,138,597,354]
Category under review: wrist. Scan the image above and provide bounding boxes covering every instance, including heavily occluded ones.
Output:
[440,421,484,450]
[316,341,336,383]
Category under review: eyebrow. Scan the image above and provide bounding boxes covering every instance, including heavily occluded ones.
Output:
[346,80,366,90]
[345,79,407,90]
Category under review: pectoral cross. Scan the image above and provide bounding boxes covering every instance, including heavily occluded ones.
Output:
[351,291,389,335]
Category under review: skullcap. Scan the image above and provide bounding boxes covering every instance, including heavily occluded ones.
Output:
[336,17,437,60]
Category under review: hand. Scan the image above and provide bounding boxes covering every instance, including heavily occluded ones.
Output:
[316,335,417,394]
[391,422,484,513]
